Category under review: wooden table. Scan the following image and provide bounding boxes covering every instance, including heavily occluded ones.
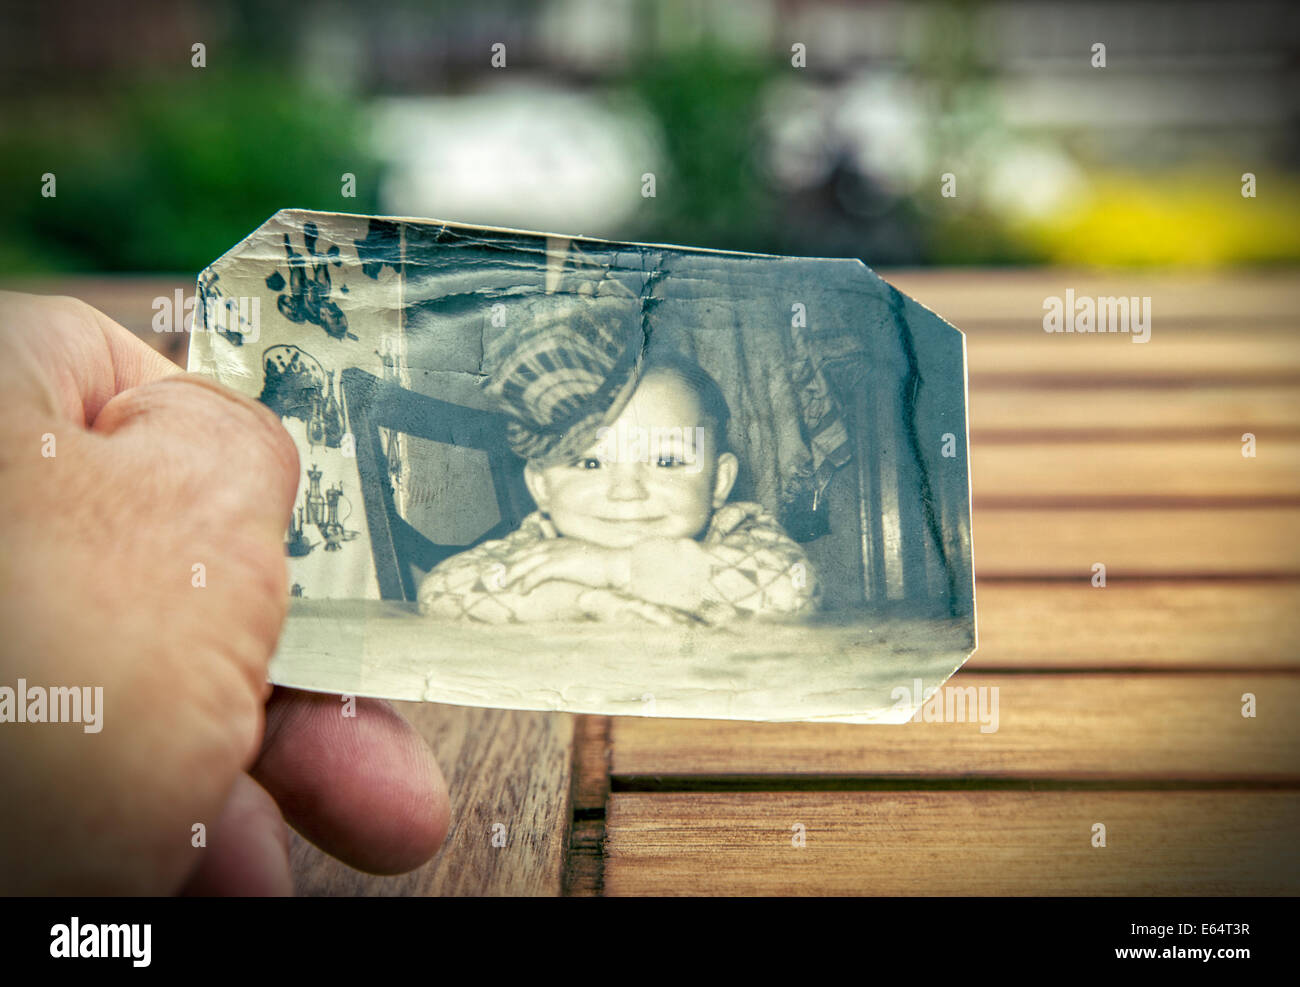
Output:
[12,269,1299,896]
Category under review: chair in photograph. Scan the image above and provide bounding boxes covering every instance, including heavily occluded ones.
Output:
[342,367,533,602]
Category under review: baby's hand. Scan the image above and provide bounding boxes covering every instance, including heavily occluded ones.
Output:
[573,588,696,626]
[503,540,632,594]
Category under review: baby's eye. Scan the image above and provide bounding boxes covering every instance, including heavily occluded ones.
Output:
[655,455,683,468]
[574,457,603,470]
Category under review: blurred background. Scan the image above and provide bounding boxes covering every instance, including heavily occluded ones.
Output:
[1,0,1297,276]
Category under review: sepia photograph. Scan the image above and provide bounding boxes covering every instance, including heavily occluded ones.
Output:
[189,209,975,722]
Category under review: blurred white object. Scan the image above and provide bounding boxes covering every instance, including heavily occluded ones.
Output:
[371,86,664,235]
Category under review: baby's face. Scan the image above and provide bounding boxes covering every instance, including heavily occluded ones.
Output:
[524,371,738,549]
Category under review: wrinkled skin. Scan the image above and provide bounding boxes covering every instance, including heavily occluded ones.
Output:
[0,292,449,894]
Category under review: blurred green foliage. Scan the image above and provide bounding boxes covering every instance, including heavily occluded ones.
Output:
[0,67,380,274]
[1,27,1295,274]
[621,48,777,254]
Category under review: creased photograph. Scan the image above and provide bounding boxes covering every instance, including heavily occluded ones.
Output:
[188,209,975,722]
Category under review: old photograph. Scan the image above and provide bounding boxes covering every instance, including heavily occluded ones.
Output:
[188,208,975,722]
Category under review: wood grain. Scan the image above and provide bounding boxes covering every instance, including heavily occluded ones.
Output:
[291,703,575,896]
[970,385,1300,435]
[967,335,1300,384]
[603,792,1300,895]
[571,716,612,812]
[608,674,1300,780]
[16,271,1297,333]
[973,507,1300,576]
[971,439,1300,501]
[967,580,1300,669]
[883,269,1300,324]
[563,716,610,895]
[564,818,605,897]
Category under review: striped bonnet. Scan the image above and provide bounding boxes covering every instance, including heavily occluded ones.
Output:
[481,270,647,466]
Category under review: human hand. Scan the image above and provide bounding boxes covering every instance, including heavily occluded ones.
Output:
[503,539,632,595]
[0,292,449,894]
[572,587,697,626]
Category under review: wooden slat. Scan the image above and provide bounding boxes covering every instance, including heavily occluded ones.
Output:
[972,439,1300,500]
[609,674,1300,779]
[973,507,1300,576]
[967,333,1300,383]
[291,704,574,896]
[883,269,1300,324]
[9,271,1300,328]
[604,792,1300,895]
[11,274,1299,381]
[968,581,1300,669]
[970,385,1300,435]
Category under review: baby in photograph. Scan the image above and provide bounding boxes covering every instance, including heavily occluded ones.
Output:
[417,303,818,625]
